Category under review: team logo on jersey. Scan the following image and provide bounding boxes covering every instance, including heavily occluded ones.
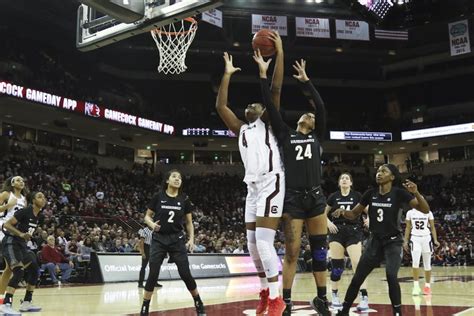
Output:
[270,206,278,214]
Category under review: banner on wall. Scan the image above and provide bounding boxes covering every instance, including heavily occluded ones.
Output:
[449,19,471,56]
[202,9,223,28]
[401,122,474,140]
[295,17,330,38]
[335,20,369,41]
[251,14,288,36]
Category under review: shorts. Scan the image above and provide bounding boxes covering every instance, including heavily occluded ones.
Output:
[2,236,33,267]
[149,233,188,266]
[245,172,285,223]
[283,186,326,219]
[362,234,403,266]
[410,235,433,253]
[328,224,363,248]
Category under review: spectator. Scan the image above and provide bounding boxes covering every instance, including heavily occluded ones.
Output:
[41,236,74,284]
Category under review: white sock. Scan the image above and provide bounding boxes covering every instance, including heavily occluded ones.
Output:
[260,277,268,290]
[413,280,420,287]
[268,281,279,299]
[425,283,430,288]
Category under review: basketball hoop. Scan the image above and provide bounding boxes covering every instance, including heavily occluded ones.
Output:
[150,17,198,75]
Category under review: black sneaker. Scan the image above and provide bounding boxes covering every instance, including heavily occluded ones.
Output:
[309,297,330,316]
[140,303,149,316]
[195,301,206,316]
[283,301,293,316]
[138,283,144,288]
[156,283,163,288]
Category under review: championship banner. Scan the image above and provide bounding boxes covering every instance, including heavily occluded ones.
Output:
[202,9,222,28]
[0,81,175,135]
[449,20,471,56]
[335,20,369,41]
[251,14,288,36]
[295,17,330,39]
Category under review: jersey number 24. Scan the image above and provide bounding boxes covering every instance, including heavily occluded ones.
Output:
[295,144,312,160]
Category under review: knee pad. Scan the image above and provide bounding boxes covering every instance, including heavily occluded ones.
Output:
[310,235,327,272]
[247,230,264,272]
[411,250,421,268]
[330,259,345,281]
[256,228,278,278]
[8,267,24,289]
[422,252,432,271]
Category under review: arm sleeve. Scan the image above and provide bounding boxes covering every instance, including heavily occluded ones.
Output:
[184,196,194,215]
[146,194,159,212]
[298,80,327,142]
[360,189,372,207]
[260,78,289,143]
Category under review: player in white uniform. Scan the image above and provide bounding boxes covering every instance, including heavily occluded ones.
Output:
[216,32,287,315]
[0,176,28,302]
[403,208,439,296]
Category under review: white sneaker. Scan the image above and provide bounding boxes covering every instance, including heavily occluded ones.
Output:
[331,292,342,309]
[356,295,369,311]
[19,300,41,312]
[1,303,21,315]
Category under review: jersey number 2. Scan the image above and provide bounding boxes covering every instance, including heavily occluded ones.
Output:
[168,211,175,223]
[295,144,312,160]
[376,208,384,222]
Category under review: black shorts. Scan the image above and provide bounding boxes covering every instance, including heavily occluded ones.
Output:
[328,224,363,248]
[283,187,326,219]
[2,236,34,267]
[149,233,188,266]
[362,234,403,266]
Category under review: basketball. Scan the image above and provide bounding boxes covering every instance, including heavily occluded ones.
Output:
[252,29,276,57]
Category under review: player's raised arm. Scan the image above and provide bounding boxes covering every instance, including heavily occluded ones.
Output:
[403,180,430,214]
[269,31,283,111]
[253,49,289,143]
[215,52,245,135]
[294,60,327,141]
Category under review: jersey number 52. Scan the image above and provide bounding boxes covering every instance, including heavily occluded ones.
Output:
[295,144,312,160]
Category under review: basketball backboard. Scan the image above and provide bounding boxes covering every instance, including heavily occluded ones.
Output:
[76,0,222,51]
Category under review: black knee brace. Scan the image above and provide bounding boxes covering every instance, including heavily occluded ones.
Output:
[8,266,24,289]
[310,235,327,272]
[25,260,39,285]
[144,265,160,292]
[330,259,345,281]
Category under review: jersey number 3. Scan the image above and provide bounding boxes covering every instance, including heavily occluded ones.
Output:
[377,208,384,222]
[295,144,312,160]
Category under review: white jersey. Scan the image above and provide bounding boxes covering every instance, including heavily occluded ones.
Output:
[0,192,27,240]
[238,118,283,183]
[406,208,434,237]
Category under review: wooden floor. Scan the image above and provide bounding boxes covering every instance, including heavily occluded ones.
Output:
[12,266,474,315]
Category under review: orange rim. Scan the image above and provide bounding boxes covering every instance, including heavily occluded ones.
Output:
[151,17,197,36]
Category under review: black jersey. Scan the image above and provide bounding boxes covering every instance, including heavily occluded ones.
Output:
[5,206,40,242]
[360,187,414,239]
[327,190,362,225]
[146,190,193,236]
[261,78,326,190]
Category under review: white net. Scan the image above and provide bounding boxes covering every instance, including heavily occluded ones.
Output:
[150,18,198,75]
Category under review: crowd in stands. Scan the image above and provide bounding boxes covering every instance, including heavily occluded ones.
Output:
[0,142,472,285]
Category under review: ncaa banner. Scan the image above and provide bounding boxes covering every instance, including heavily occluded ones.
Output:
[449,20,471,56]
[295,17,330,39]
[335,20,369,41]
[202,9,223,28]
[252,14,288,36]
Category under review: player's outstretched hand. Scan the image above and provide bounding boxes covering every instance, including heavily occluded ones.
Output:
[292,59,309,82]
[403,180,419,194]
[327,220,338,234]
[153,220,161,232]
[186,240,194,253]
[269,31,283,54]
[253,49,272,76]
[223,52,241,75]
[332,208,345,218]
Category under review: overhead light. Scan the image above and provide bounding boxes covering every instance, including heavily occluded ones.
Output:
[146,146,151,150]
[399,147,405,149]
[152,143,158,146]
[111,127,119,131]
[335,47,343,53]
[388,50,396,55]
[232,42,240,47]
[5,114,12,118]
[315,0,324,3]
[63,117,71,120]
[432,143,438,146]
[98,134,105,138]
[221,144,228,148]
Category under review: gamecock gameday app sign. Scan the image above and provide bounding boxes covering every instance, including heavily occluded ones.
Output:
[0,81,175,135]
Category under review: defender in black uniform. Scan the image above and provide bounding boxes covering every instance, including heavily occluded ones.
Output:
[254,51,330,316]
[325,173,369,311]
[333,164,430,316]
[2,191,45,315]
[139,170,205,316]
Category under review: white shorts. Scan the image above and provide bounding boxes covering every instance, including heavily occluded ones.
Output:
[245,172,285,223]
[410,235,433,253]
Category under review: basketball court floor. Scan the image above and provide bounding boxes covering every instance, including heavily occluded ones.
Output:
[15,266,473,315]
